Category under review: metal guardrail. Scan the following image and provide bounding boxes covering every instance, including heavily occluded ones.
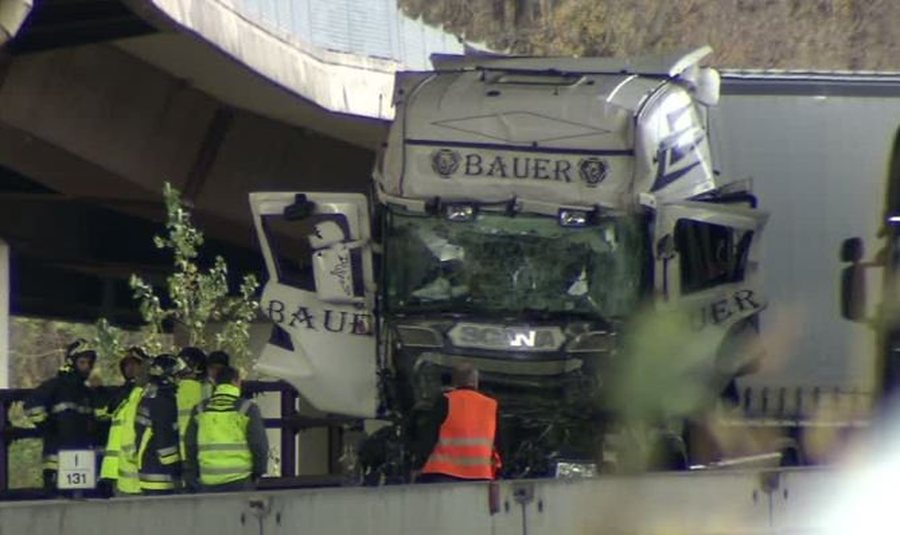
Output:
[738,386,873,422]
[0,380,325,493]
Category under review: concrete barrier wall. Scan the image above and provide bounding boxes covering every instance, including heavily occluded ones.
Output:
[0,469,837,534]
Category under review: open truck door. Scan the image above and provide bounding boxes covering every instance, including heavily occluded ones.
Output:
[653,199,769,384]
[250,192,377,418]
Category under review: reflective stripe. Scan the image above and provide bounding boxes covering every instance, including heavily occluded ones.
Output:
[139,472,176,491]
[140,481,175,491]
[51,402,93,415]
[105,449,120,456]
[435,437,493,447]
[118,468,138,479]
[177,409,193,417]
[26,406,47,423]
[43,454,59,470]
[201,466,254,475]
[122,445,136,454]
[158,446,178,457]
[135,415,152,426]
[197,444,249,452]
[427,454,492,466]
[139,473,174,482]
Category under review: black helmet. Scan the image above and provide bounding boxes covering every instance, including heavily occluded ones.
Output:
[124,346,149,362]
[148,353,186,382]
[119,346,148,376]
[207,350,230,368]
[177,346,207,375]
[65,339,97,367]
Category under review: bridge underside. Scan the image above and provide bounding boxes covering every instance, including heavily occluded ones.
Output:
[1,0,387,324]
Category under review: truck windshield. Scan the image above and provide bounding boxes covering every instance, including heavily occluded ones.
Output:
[384,208,646,319]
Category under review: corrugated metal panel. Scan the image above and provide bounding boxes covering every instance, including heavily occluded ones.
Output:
[401,15,428,69]
[273,0,293,35]
[347,0,392,59]
[309,0,351,52]
[229,0,465,67]
[258,0,277,27]
[291,0,312,40]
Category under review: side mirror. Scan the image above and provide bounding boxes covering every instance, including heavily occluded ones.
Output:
[283,194,316,221]
[840,237,867,321]
[694,67,721,107]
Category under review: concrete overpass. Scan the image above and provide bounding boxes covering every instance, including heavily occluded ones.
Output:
[0,0,466,328]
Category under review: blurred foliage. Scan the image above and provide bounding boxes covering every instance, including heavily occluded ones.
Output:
[8,439,42,489]
[130,182,260,367]
[400,0,900,69]
[10,318,148,388]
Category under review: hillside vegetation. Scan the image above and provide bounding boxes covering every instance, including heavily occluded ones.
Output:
[401,0,900,70]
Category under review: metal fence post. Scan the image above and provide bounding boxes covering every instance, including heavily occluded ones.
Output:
[0,396,7,491]
[280,385,298,477]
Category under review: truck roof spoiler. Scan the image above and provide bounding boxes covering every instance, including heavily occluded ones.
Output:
[429,46,712,78]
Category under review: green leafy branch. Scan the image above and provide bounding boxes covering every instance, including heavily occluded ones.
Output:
[129,182,260,361]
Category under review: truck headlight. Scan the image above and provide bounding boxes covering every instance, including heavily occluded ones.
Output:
[444,203,477,222]
[558,209,591,227]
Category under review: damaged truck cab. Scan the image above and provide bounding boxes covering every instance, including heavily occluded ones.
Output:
[250,47,768,478]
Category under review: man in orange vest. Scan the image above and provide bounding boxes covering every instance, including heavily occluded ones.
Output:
[415,363,502,482]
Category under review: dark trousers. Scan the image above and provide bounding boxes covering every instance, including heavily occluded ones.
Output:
[42,469,56,492]
[202,477,255,493]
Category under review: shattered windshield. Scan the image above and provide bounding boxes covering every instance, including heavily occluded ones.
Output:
[384,208,646,319]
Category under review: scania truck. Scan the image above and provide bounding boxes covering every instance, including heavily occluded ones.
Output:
[248,47,769,479]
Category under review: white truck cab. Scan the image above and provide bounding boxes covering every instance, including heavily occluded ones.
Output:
[250,47,768,477]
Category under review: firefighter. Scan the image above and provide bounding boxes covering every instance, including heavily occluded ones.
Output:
[23,339,98,492]
[176,346,207,459]
[202,350,230,399]
[98,346,147,494]
[115,360,149,496]
[184,366,269,493]
[415,363,502,483]
[135,354,185,494]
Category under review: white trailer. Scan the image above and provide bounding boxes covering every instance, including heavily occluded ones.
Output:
[714,72,900,436]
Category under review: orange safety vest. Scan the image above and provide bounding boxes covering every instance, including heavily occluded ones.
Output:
[422,389,501,480]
